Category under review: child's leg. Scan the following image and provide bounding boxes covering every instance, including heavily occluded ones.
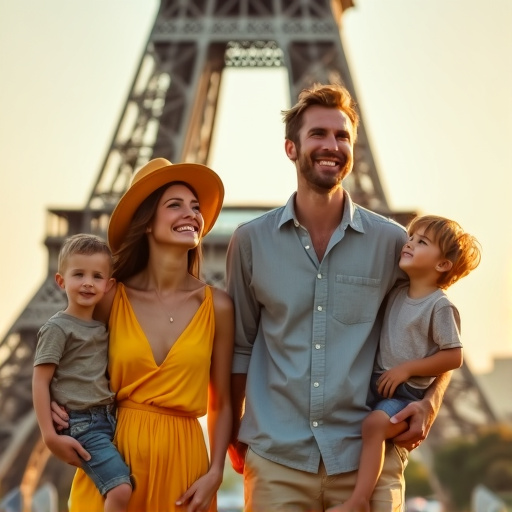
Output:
[327,411,407,512]
[68,407,132,510]
[352,411,407,501]
[104,483,132,512]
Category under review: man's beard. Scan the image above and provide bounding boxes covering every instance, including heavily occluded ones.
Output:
[297,149,352,192]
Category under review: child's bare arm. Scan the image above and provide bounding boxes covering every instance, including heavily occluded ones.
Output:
[378,348,462,398]
[32,364,90,466]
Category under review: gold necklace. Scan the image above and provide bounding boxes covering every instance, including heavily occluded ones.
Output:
[153,288,176,323]
[153,287,197,323]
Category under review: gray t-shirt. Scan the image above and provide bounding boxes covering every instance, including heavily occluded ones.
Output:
[375,284,462,390]
[34,311,114,410]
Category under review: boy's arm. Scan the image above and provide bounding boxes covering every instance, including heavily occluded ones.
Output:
[32,364,90,466]
[377,347,462,398]
[386,301,462,450]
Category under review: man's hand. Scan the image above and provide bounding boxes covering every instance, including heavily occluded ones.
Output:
[44,433,90,467]
[229,373,248,474]
[228,440,248,474]
[391,371,451,450]
[390,398,435,451]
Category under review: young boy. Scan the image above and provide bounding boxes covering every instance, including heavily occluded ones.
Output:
[331,215,481,512]
[32,234,132,512]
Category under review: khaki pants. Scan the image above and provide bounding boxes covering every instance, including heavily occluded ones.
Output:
[244,443,407,512]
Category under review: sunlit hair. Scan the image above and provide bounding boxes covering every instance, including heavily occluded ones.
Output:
[112,182,203,282]
[281,83,360,145]
[58,233,112,274]
[407,215,481,289]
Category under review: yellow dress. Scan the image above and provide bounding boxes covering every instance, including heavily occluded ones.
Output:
[69,283,215,512]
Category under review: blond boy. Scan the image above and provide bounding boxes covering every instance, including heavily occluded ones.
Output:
[331,215,481,512]
[32,234,131,512]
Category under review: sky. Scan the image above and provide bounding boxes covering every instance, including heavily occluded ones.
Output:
[0,0,511,374]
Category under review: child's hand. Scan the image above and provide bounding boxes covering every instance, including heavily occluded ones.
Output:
[377,365,410,397]
[45,433,91,467]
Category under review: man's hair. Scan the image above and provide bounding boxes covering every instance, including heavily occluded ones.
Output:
[58,233,113,274]
[281,83,360,145]
[407,215,481,289]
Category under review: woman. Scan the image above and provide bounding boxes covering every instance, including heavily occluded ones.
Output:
[60,158,233,511]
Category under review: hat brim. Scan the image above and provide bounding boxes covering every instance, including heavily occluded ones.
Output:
[108,162,224,253]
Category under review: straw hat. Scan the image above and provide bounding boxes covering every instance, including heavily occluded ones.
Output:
[108,158,224,252]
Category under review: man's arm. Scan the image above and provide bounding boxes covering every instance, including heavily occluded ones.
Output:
[225,228,258,474]
[228,373,248,474]
[390,371,452,450]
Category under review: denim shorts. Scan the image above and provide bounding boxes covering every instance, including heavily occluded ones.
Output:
[368,372,426,417]
[61,404,131,495]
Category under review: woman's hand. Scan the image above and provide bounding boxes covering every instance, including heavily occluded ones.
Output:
[175,468,223,512]
[50,400,69,430]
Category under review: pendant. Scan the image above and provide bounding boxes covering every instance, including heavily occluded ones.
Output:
[170,317,174,323]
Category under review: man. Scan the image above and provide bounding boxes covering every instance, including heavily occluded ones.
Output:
[226,83,450,511]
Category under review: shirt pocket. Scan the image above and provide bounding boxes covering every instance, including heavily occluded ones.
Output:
[333,274,381,324]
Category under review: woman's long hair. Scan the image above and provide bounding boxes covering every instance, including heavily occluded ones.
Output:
[112,182,202,282]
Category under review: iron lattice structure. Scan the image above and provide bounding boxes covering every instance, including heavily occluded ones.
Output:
[0,0,497,503]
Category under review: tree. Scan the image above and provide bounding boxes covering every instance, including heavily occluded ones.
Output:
[433,424,512,510]
[405,457,434,498]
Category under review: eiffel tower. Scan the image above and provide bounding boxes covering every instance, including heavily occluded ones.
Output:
[0,0,498,505]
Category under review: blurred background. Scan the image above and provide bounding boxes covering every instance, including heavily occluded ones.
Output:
[0,1,511,510]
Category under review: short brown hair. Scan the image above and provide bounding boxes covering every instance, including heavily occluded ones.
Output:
[407,215,481,289]
[281,83,360,145]
[58,234,113,274]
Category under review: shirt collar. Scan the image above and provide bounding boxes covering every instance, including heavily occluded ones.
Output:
[340,190,365,234]
[278,190,365,234]
[278,194,298,229]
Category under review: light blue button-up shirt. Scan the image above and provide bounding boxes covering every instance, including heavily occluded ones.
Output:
[226,191,407,475]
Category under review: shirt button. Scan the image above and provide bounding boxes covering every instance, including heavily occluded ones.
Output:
[312,421,319,427]
[317,306,323,311]
[313,382,319,387]
[305,245,310,250]
[315,344,321,349]
[317,274,322,279]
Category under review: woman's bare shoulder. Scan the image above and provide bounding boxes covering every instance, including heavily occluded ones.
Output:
[210,286,234,312]
[94,281,118,323]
